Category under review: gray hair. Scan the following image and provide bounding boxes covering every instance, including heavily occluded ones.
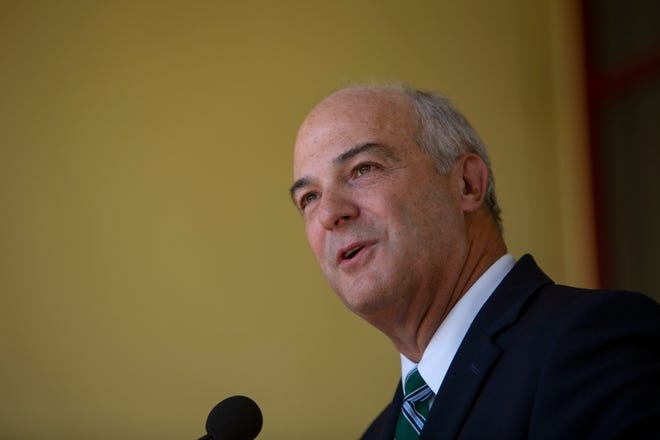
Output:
[401,87,503,231]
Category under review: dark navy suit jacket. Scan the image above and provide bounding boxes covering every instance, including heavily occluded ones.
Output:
[361,255,660,439]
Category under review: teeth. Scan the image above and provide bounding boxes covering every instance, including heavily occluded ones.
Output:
[344,246,363,259]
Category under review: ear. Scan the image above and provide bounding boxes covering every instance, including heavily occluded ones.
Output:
[457,154,489,214]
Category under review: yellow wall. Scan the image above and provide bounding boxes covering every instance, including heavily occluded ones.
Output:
[0,1,595,438]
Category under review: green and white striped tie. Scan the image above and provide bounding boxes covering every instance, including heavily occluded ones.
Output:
[395,368,434,439]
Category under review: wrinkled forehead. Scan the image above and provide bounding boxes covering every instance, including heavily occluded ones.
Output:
[293,88,416,171]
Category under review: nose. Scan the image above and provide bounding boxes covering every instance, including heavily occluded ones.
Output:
[318,189,358,230]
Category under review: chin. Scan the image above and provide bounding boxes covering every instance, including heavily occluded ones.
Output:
[338,286,396,319]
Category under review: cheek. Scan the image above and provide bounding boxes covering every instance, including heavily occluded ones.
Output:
[393,187,459,247]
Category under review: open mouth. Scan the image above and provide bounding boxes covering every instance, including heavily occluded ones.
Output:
[337,241,375,265]
[342,244,365,261]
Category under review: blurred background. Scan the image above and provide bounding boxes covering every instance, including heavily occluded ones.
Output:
[1,0,658,438]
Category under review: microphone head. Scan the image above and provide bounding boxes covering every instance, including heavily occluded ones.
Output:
[205,395,263,440]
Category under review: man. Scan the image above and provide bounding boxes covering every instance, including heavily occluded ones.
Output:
[290,84,660,439]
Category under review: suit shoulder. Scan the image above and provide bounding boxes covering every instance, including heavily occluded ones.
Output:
[534,284,660,329]
[528,287,660,437]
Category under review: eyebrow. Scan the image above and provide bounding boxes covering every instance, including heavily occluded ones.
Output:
[289,143,390,203]
[333,142,388,166]
[289,176,312,203]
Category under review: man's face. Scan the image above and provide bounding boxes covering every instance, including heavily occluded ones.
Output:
[291,89,468,324]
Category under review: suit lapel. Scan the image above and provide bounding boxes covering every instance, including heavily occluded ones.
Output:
[420,327,502,439]
[420,255,553,439]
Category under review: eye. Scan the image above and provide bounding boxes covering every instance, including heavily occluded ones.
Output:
[299,192,319,211]
[355,163,378,177]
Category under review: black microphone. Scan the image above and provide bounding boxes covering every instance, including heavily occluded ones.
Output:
[198,395,263,440]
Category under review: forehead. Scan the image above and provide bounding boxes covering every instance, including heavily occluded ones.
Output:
[293,88,418,173]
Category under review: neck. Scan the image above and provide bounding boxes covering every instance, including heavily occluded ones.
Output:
[386,216,507,362]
